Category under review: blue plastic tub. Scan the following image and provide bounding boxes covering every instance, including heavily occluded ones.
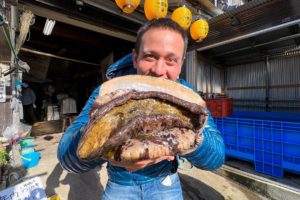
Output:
[21,152,41,169]
[215,111,300,178]
[21,146,35,155]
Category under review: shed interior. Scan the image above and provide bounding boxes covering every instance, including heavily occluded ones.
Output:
[2,0,300,122]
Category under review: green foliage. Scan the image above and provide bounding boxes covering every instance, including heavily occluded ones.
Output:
[0,150,9,166]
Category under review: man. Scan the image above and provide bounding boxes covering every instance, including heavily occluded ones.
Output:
[21,82,37,124]
[58,18,225,199]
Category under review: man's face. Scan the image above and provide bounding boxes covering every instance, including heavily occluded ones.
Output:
[132,28,185,81]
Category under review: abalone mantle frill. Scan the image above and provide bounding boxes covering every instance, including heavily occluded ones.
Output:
[77,89,208,162]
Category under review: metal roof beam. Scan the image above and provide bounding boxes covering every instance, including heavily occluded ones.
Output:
[197,18,300,52]
[17,3,136,42]
[82,0,146,25]
[186,0,224,17]
[214,32,300,57]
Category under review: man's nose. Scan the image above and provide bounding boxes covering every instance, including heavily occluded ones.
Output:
[150,59,166,77]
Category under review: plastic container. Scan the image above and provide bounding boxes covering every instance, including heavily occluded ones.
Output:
[215,111,300,178]
[49,195,64,200]
[21,152,41,169]
[205,98,233,118]
[20,137,34,148]
[20,138,35,155]
[21,146,35,155]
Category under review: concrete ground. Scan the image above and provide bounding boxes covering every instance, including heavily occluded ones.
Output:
[25,133,268,200]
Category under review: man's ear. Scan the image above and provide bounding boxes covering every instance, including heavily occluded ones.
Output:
[181,55,186,65]
[132,49,138,69]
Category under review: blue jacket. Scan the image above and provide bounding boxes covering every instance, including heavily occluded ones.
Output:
[57,53,225,185]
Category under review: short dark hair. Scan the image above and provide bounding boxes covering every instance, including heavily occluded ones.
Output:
[134,18,188,59]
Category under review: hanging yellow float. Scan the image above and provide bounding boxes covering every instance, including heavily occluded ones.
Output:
[144,0,168,20]
[115,0,141,14]
[171,5,192,30]
[190,19,209,42]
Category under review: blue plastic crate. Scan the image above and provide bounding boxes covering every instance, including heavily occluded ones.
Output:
[215,111,300,178]
[216,118,255,162]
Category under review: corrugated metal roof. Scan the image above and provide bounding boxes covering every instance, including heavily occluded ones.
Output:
[198,0,300,49]
[192,0,300,66]
[208,0,272,23]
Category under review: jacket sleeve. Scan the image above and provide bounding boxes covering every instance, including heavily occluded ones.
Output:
[57,86,106,173]
[178,78,225,170]
[183,111,225,170]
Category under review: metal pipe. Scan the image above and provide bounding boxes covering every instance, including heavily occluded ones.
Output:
[224,67,227,95]
[209,60,212,95]
[214,32,300,57]
[11,6,18,74]
[21,47,100,66]
[265,56,270,111]
[189,0,223,17]
[3,67,17,76]
[11,5,18,124]
[224,49,300,66]
[234,99,300,102]
[194,51,198,91]
[197,19,300,52]
[205,64,208,97]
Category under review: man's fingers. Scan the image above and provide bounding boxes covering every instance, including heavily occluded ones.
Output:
[166,156,175,161]
[109,156,175,172]
[154,156,174,163]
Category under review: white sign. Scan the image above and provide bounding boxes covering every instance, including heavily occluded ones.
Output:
[0,177,47,200]
[0,64,11,85]
[0,81,6,103]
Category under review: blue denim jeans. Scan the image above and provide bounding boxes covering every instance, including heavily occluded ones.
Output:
[102,173,183,200]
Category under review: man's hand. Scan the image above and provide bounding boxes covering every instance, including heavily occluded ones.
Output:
[179,133,204,156]
[109,156,174,172]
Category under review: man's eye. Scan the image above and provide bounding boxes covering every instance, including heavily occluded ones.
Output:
[144,55,155,60]
[167,57,178,63]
